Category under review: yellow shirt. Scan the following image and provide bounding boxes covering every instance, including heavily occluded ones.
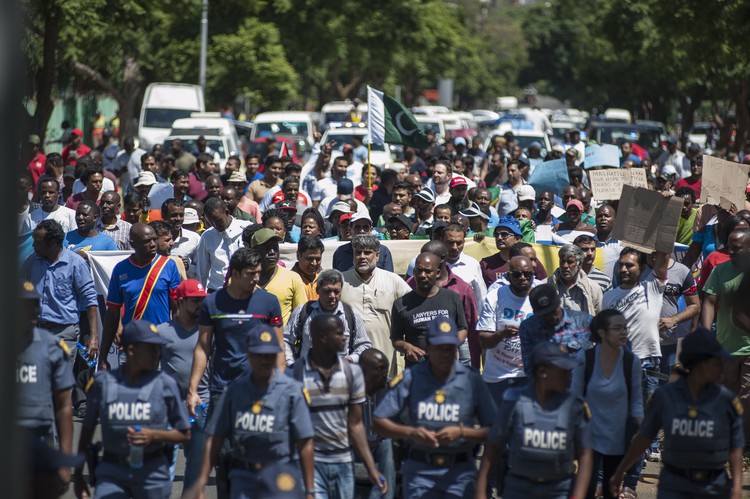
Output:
[292,265,318,302]
[261,266,307,325]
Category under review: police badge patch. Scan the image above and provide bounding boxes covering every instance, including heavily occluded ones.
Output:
[434,390,446,404]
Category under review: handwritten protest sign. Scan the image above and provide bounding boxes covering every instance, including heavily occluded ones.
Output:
[589,168,648,200]
[584,144,621,169]
[702,156,750,210]
[611,185,683,253]
[528,158,569,196]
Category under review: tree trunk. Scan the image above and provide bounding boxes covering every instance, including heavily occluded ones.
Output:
[734,81,750,152]
[28,7,59,148]
[677,93,700,150]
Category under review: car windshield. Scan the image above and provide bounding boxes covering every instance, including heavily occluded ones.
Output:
[163,138,227,158]
[256,121,309,137]
[418,121,442,135]
[595,127,661,150]
[514,135,548,156]
[144,109,197,129]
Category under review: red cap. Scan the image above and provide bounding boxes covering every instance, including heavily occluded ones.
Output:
[343,144,354,152]
[566,199,584,211]
[71,128,83,137]
[339,213,353,223]
[174,279,209,299]
[271,190,285,204]
[449,176,468,188]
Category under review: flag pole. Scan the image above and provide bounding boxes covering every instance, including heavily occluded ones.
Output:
[366,86,372,191]
[367,143,372,190]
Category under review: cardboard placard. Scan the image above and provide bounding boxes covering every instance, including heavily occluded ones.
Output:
[611,185,683,253]
[702,156,750,210]
[584,144,621,169]
[528,158,569,196]
[588,168,648,200]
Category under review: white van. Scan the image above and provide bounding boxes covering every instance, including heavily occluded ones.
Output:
[250,111,318,149]
[320,101,368,128]
[165,113,241,173]
[138,83,204,150]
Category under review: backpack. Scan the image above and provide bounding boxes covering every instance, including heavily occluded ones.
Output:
[292,301,356,359]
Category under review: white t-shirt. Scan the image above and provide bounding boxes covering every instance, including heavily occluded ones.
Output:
[30,206,77,233]
[477,282,535,382]
[602,274,666,359]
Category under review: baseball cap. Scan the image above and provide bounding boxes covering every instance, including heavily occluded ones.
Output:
[680,327,730,360]
[517,184,536,202]
[337,178,354,195]
[459,202,489,220]
[272,190,286,204]
[63,166,76,179]
[414,188,435,204]
[552,144,565,154]
[174,279,209,299]
[134,171,157,187]
[71,128,83,138]
[517,157,530,167]
[20,280,39,300]
[660,164,678,178]
[530,341,579,371]
[494,215,522,237]
[351,212,372,225]
[246,324,282,354]
[183,207,200,225]
[342,144,354,153]
[426,317,461,346]
[339,212,353,224]
[449,176,468,188]
[28,134,41,145]
[566,199,584,211]
[529,285,562,316]
[255,462,304,499]
[227,171,247,183]
[327,201,352,220]
[251,228,283,247]
[120,319,170,346]
[388,214,413,233]
[277,200,297,212]
[454,137,467,146]
[667,136,678,145]
[565,147,579,158]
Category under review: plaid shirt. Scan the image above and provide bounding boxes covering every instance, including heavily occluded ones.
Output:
[95,218,132,251]
[519,309,593,376]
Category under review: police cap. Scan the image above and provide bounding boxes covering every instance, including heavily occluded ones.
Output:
[530,341,578,371]
[120,319,170,347]
[426,317,461,347]
[247,324,282,354]
[680,327,730,361]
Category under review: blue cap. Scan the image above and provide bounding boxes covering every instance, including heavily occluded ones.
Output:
[517,156,530,167]
[426,317,461,346]
[255,462,304,498]
[530,341,579,371]
[337,178,354,195]
[247,324,282,354]
[453,137,467,146]
[529,141,542,149]
[120,319,170,347]
[494,215,522,237]
[680,327,730,359]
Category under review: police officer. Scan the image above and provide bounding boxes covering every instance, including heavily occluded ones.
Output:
[73,320,191,499]
[475,341,593,499]
[373,317,496,499]
[17,281,75,495]
[609,327,745,499]
[184,324,315,499]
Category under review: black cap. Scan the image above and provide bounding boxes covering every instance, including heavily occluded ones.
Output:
[530,341,579,371]
[120,319,170,346]
[681,327,730,360]
[337,178,354,195]
[388,215,413,234]
[529,285,562,316]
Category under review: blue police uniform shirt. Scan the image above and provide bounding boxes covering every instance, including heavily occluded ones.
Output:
[16,328,75,428]
[83,368,190,454]
[22,249,98,325]
[198,287,282,394]
[205,370,313,480]
[332,242,394,273]
[639,377,744,494]
[374,361,497,454]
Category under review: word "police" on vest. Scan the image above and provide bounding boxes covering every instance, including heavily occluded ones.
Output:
[108,402,151,421]
[235,413,275,432]
[671,418,714,438]
[417,402,460,422]
[17,365,37,383]
[524,429,567,450]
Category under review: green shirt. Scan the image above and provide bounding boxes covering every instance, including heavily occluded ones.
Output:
[704,261,750,355]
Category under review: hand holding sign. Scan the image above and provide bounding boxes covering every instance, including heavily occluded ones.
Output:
[611,186,683,253]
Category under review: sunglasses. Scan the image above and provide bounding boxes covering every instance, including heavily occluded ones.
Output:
[509,270,534,280]
[496,231,515,239]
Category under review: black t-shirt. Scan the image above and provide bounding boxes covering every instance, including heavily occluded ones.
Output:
[390,288,468,362]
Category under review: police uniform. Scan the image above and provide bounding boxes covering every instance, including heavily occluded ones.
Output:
[489,342,591,499]
[82,320,190,499]
[638,329,745,498]
[374,318,497,498]
[204,325,314,499]
[17,326,74,442]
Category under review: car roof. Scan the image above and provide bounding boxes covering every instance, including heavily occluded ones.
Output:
[253,111,316,122]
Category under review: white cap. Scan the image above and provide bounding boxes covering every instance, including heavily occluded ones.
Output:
[134,171,157,187]
[351,212,372,224]
[660,165,678,178]
[183,207,200,225]
[517,184,536,202]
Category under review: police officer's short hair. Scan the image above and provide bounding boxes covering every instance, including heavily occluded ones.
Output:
[316,269,343,290]
[229,247,261,274]
[351,234,380,253]
[35,220,65,246]
[297,235,324,254]
[589,309,625,343]
[559,244,584,265]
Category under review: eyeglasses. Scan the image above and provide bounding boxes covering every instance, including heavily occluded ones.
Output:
[509,270,534,280]
[496,231,514,239]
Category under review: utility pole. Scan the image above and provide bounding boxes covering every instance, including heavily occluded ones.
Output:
[199,0,208,90]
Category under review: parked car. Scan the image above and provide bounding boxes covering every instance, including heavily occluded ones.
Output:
[139,82,204,151]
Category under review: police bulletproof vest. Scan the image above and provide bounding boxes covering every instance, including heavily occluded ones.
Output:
[230,382,293,463]
[662,386,729,469]
[508,391,576,480]
[99,370,168,454]
[16,331,55,428]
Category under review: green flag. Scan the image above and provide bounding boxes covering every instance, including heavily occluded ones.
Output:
[367,86,429,149]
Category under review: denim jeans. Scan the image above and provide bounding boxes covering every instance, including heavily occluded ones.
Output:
[458,340,471,366]
[169,403,208,489]
[625,356,662,490]
[314,461,354,499]
[660,344,677,377]
[368,440,395,499]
